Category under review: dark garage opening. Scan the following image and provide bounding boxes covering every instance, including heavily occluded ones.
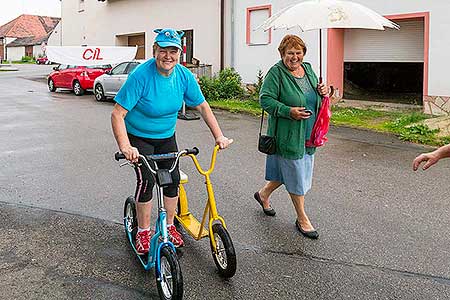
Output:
[343,62,423,105]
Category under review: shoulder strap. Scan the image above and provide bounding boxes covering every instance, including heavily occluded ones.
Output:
[259,65,281,137]
[259,109,278,137]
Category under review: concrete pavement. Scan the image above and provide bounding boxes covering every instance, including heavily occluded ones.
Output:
[0,65,449,299]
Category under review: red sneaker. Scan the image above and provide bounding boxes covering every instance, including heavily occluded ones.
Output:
[168,225,184,248]
[135,230,151,255]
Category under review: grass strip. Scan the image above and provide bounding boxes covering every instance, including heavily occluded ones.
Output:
[208,99,450,146]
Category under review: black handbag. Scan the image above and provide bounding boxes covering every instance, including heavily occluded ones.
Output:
[258,109,278,155]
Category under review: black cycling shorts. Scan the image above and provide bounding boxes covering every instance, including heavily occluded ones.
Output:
[128,133,180,202]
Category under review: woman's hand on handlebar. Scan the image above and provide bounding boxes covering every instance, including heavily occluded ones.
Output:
[121,145,140,162]
[215,135,233,149]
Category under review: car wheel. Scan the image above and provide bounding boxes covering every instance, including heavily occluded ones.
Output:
[94,84,106,102]
[73,80,85,96]
[48,78,56,92]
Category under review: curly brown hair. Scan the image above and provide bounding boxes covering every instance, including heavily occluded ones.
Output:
[277,35,307,57]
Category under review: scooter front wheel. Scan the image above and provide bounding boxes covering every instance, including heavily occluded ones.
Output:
[210,223,237,278]
[123,196,137,238]
[156,245,183,300]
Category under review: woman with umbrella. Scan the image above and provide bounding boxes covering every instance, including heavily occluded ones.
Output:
[254,34,330,239]
[254,0,399,239]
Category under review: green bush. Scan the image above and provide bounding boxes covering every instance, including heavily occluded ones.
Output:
[199,68,245,101]
[255,69,264,95]
[199,76,219,101]
[216,68,244,99]
[21,55,34,62]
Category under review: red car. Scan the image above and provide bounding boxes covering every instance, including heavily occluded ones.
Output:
[36,56,50,64]
[48,64,112,96]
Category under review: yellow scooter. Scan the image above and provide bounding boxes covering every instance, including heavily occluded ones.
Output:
[176,145,237,278]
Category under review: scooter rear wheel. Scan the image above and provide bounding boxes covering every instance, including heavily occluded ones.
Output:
[156,245,183,300]
[210,223,237,278]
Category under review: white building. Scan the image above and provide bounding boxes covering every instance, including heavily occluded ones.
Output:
[0,14,60,62]
[233,0,450,114]
[61,0,450,114]
[47,22,63,47]
[61,0,230,75]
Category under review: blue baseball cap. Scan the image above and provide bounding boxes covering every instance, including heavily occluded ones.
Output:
[153,28,184,50]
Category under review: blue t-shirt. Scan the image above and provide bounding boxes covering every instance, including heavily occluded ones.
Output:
[115,58,205,138]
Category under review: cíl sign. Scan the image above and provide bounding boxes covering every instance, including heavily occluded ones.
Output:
[46,46,138,66]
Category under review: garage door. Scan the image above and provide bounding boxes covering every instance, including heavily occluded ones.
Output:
[128,34,145,59]
[344,20,424,62]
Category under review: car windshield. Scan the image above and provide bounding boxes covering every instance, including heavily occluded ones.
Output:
[86,65,112,69]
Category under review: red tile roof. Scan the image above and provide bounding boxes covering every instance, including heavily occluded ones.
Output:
[0,14,60,39]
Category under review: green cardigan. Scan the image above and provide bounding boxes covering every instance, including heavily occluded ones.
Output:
[259,60,322,159]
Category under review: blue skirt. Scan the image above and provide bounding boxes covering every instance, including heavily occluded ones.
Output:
[265,154,314,196]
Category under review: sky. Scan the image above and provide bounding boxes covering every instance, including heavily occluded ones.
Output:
[0,0,61,25]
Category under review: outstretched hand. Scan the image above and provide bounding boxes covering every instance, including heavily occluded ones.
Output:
[412,152,439,171]
[215,136,233,149]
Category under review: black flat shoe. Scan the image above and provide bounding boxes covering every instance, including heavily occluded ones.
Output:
[254,192,276,216]
[295,220,319,239]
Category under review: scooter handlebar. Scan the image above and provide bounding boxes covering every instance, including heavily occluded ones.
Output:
[115,147,198,162]
[185,147,199,156]
[115,152,126,161]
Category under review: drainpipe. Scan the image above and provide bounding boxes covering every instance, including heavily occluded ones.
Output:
[220,0,224,70]
[230,0,235,68]
[60,0,63,45]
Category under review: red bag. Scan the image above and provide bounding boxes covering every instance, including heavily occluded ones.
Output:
[305,95,331,147]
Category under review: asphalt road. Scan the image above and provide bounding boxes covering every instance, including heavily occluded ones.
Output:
[1,65,449,299]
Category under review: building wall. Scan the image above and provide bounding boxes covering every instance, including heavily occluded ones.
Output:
[233,0,322,83]
[7,46,25,61]
[33,45,44,58]
[47,22,62,47]
[232,0,450,111]
[4,37,15,61]
[6,45,45,60]
[61,0,222,74]
[223,0,233,69]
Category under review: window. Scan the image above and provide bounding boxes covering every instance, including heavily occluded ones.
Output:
[86,64,112,69]
[25,46,33,57]
[111,63,127,75]
[126,62,140,74]
[246,5,272,45]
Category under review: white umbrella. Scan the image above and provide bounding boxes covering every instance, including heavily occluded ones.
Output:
[258,0,399,81]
